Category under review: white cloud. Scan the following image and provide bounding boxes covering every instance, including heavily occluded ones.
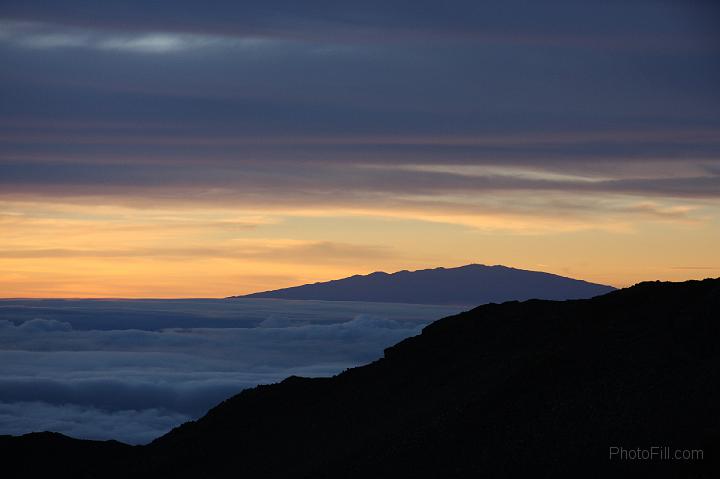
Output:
[13,318,72,332]
[98,34,202,53]
[0,20,275,54]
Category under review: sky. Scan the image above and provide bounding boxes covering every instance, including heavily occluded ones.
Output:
[1,1,719,297]
[0,298,461,443]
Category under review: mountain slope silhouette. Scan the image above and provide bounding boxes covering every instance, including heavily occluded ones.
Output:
[3,278,719,478]
[234,264,615,304]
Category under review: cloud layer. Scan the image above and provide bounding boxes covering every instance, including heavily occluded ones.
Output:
[2,2,719,204]
[0,299,461,443]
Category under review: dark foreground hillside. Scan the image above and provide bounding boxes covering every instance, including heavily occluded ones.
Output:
[3,279,719,478]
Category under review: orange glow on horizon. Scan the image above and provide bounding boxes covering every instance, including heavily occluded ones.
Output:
[2,197,718,298]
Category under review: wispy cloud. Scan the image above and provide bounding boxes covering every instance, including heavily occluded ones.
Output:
[0,20,275,53]
[2,1,717,48]
[2,159,718,205]
[0,240,394,262]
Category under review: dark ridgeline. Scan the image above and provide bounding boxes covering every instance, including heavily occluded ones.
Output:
[3,278,719,478]
[232,264,616,305]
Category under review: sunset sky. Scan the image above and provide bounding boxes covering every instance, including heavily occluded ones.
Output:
[1,1,719,297]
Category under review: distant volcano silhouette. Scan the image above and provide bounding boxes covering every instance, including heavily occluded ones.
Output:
[233,264,615,305]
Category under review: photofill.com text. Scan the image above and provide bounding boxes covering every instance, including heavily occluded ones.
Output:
[609,446,703,461]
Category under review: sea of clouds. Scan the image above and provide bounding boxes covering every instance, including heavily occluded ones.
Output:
[0,299,461,444]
